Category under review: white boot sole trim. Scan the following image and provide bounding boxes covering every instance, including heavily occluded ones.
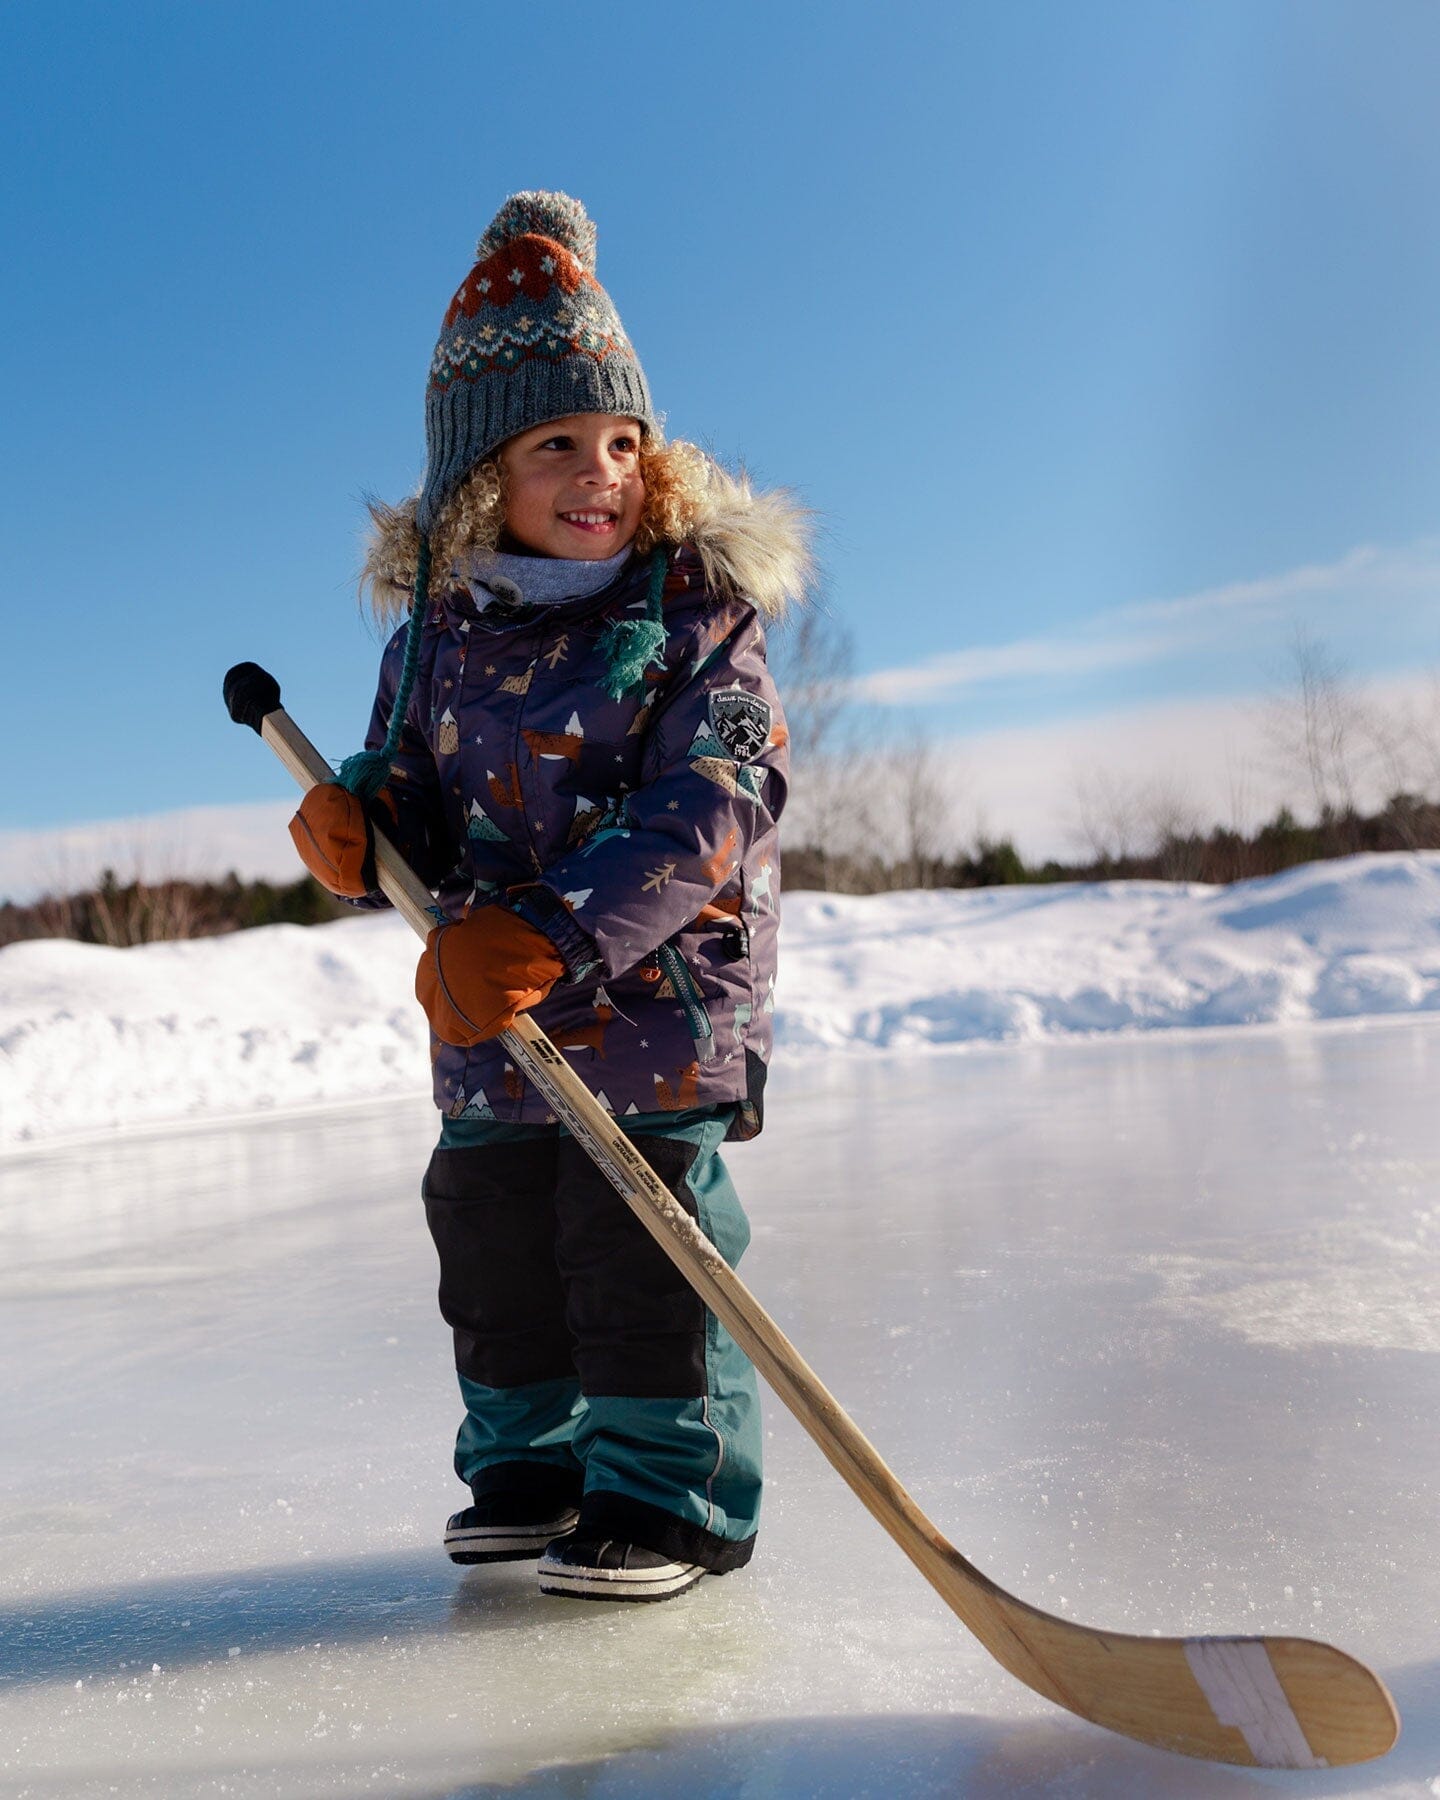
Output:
[537,1556,705,1600]
[445,1507,580,1557]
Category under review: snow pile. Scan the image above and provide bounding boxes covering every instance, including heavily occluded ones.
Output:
[0,916,426,1151]
[777,850,1440,1049]
[3,853,1439,1150]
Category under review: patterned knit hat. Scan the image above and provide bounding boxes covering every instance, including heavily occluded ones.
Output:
[417,191,658,535]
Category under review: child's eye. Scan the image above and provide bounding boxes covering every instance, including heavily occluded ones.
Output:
[610,435,638,454]
[540,435,573,451]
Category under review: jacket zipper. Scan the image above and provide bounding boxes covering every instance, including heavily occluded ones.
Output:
[658,942,716,1064]
[509,628,544,875]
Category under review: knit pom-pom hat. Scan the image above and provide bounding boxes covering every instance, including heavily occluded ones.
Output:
[417,190,658,537]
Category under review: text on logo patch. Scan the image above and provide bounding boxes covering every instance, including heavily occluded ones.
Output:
[706,688,772,763]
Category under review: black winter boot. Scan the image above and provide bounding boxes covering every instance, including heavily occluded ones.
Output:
[445,1494,581,1565]
[537,1535,705,1601]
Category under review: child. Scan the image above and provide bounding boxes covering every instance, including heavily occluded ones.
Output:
[288,192,808,1602]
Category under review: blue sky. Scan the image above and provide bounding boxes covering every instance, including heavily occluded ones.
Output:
[3,1,1439,873]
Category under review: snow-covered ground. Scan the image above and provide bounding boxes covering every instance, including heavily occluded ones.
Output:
[4,853,1440,1151]
[1,854,1438,1795]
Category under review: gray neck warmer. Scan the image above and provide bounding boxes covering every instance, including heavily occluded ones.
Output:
[464,545,633,611]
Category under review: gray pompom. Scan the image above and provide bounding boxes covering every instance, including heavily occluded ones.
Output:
[476,191,597,272]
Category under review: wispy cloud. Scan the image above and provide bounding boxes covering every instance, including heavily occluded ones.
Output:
[856,539,1440,705]
[1107,543,1390,627]
[858,627,1183,703]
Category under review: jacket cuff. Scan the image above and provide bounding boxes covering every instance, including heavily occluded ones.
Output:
[511,887,602,982]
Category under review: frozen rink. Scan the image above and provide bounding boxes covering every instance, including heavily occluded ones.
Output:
[1,1020,1438,1798]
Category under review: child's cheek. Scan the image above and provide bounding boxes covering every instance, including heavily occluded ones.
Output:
[621,481,646,548]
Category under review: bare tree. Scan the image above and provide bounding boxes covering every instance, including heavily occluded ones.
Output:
[1069,768,1144,868]
[1263,627,1368,823]
[1222,749,1256,841]
[769,603,854,768]
[1139,778,1205,880]
[1069,767,1204,876]
[769,603,871,889]
[883,731,953,889]
[87,868,207,947]
[1412,674,1440,801]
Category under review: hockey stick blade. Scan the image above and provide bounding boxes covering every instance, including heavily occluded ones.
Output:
[228,666,1400,1769]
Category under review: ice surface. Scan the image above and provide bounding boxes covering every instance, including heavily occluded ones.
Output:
[2,1021,1438,1796]
[4,852,1440,1151]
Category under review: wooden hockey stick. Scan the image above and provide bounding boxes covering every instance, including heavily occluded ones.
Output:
[225,662,1399,1769]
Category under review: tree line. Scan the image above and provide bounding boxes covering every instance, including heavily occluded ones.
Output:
[0,868,348,949]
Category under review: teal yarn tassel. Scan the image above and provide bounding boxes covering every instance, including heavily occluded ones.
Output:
[337,536,432,800]
[597,552,667,701]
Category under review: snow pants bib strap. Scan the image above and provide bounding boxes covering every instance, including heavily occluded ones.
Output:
[423,1106,762,1573]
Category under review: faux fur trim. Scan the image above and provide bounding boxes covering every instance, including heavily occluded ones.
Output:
[358,495,424,624]
[359,448,811,625]
[681,459,813,621]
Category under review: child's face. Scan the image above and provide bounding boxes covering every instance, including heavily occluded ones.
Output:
[498,414,644,559]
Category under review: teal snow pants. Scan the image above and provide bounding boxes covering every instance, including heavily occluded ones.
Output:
[422,1105,761,1572]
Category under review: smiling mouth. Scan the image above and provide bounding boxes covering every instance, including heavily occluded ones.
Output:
[558,510,619,532]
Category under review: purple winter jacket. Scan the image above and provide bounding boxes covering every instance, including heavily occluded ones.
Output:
[363,542,790,1141]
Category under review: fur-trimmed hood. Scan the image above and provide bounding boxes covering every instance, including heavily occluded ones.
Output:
[679,458,812,622]
[360,447,811,625]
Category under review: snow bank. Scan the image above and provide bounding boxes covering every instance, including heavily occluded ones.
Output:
[3,853,1438,1150]
[778,850,1440,1049]
[0,915,427,1151]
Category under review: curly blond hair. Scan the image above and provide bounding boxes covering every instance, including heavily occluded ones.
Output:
[360,437,720,627]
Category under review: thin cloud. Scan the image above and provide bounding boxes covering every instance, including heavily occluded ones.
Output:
[859,627,1189,704]
[1109,544,1388,627]
[856,540,1440,706]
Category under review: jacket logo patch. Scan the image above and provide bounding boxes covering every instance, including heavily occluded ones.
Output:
[707,688,771,763]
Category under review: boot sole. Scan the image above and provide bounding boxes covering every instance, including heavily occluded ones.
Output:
[446,1507,580,1565]
[537,1557,705,1602]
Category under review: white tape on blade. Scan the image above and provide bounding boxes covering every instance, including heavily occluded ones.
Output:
[1184,1638,1328,1769]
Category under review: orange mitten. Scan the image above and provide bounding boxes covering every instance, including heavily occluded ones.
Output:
[288,782,384,898]
[416,906,567,1047]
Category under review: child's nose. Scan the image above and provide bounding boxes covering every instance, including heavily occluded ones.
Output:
[578,446,621,484]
